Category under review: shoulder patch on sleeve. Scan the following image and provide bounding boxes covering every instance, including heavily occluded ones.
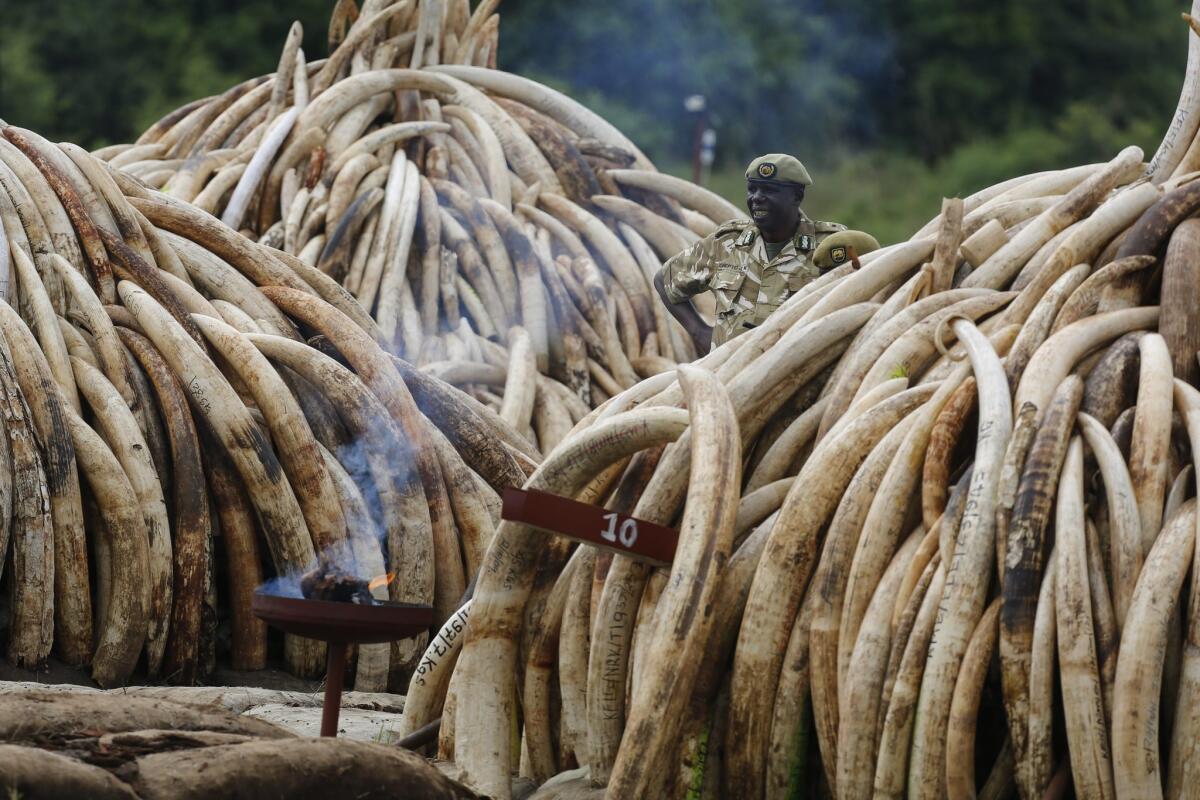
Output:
[735,227,758,247]
[714,218,752,237]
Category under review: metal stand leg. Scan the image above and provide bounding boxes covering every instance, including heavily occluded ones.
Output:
[320,641,348,737]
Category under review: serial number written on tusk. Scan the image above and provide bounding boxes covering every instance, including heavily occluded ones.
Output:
[411,604,470,688]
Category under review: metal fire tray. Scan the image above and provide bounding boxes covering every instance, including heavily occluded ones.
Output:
[251,591,434,737]
[251,591,433,644]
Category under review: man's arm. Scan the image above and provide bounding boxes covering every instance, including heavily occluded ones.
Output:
[653,270,712,355]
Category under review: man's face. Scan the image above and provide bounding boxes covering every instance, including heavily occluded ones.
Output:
[746,181,802,234]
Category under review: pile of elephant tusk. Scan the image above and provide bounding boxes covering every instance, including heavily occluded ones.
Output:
[399,4,1200,799]
[2,0,1200,797]
[98,0,742,425]
[0,109,549,694]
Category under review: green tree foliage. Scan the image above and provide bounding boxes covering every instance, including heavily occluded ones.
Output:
[863,0,1186,159]
[499,0,883,159]
[0,0,332,147]
[500,0,1188,162]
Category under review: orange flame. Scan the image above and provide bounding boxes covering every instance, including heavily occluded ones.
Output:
[368,571,397,592]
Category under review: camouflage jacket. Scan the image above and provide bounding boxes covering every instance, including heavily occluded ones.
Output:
[660,214,847,348]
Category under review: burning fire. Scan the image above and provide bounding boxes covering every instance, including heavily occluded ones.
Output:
[368,571,397,592]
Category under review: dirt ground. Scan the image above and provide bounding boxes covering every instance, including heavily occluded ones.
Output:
[0,659,321,692]
[0,663,410,742]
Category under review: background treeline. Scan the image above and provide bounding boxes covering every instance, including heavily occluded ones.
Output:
[0,0,1190,240]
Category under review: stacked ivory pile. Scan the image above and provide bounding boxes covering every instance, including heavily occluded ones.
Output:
[0,120,539,693]
[408,16,1200,800]
[103,0,744,438]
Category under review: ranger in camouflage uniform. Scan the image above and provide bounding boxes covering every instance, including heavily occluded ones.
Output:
[654,153,878,353]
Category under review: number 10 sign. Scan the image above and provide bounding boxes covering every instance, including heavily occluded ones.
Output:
[501,488,678,566]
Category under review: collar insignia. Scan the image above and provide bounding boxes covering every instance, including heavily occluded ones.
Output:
[798,234,815,251]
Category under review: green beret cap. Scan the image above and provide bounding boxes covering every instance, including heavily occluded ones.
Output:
[745,154,812,187]
[814,230,880,269]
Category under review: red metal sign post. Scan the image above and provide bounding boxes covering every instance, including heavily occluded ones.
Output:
[501,488,678,566]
